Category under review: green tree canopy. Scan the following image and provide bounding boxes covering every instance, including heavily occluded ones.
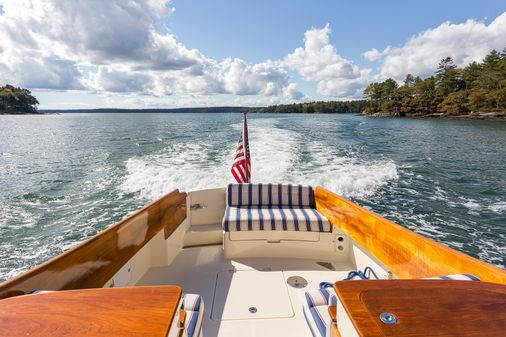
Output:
[363,49,506,116]
[0,85,40,114]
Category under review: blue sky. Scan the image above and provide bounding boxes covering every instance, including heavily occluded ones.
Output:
[167,0,505,65]
[0,0,505,109]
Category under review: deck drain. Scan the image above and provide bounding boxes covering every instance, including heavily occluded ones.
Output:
[287,276,308,288]
[249,307,257,313]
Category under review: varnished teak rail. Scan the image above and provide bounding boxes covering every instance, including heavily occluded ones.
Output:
[315,186,506,283]
[0,189,187,299]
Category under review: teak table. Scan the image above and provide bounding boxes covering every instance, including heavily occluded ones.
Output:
[333,279,506,337]
[0,286,182,337]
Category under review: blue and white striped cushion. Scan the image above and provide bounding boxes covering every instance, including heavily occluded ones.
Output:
[425,274,480,281]
[181,294,203,337]
[303,288,336,337]
[227,184,314,208]
[223,206,331,232]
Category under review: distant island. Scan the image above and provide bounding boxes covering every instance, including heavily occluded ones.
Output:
[362,49,506,119]
[38,101,368,115]
[0,85,40,114]
[40,107,256,114]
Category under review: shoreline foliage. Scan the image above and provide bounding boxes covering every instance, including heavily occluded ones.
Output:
[256,100,367,114]
[0,85,40,114]
[363,49,506,116]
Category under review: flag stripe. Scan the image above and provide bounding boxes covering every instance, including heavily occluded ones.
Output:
[230,114,251,183]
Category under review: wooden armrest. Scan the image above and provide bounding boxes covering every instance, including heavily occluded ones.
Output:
[328,306,341,337]
[179,309,186,327]
[328,306,337,323]
[178,309,186,337]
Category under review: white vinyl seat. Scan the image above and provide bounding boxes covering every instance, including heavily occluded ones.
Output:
[181,294,204,337]
[303,287,337,337]
[222,184,331,232]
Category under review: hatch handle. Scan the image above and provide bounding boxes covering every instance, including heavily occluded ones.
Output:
[190,203,207,210]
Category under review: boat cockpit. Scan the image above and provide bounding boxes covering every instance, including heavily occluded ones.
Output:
[0,183,505,337]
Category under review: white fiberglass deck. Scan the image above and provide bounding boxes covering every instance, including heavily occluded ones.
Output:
[136,245,355,337]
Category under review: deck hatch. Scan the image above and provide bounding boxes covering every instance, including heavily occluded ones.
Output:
[211,270,294,320]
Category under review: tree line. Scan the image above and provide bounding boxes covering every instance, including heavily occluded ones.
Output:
[3,48,505,117]
[0,85,40,114]
[363,49,506,116]
[255,100,368,114]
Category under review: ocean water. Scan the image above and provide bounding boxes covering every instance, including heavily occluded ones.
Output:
[0,113,505,281]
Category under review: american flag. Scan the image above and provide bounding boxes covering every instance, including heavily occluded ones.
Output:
[231,113,251,183]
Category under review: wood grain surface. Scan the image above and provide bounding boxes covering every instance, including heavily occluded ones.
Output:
[334,279,506,337]
[328,306,342,337]
[0,190,187,299]
[0,286,182,337]
[315,186,506,283]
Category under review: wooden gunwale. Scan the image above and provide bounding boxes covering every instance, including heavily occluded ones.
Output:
[0,189,187,299]
[315,186,506,284]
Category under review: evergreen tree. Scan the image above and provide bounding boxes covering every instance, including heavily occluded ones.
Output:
[362,49,506,116]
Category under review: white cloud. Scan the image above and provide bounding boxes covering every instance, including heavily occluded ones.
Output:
[3,0,504,107]
[284,24,371,97]
[375,13,506,80]
[91,66,156,94]
[362,46,391,62]
[283,83,304,100]
[0,0,301,101]
[220,58,289,96]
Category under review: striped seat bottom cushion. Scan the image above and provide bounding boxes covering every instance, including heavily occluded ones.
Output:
[303,287,337,337]
[223,206,331,232]
[181,294,204,337]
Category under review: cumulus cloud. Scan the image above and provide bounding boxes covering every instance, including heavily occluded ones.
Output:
[284,24,371,97]
[0,0,300,100]
[374,13,506,80]
[3,0,504,105]
[362,47,391,62]
[91,66,156,94]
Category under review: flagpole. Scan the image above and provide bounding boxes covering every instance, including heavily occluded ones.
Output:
[243,112,250,183]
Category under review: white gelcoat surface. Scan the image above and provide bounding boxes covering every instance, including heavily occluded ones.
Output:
[212,270,293,320]
[136,245,362,337]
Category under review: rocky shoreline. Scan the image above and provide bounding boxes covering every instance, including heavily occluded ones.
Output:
[363,111,506,120]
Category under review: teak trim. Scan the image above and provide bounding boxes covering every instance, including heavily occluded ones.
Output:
[0,190,187,299]
[333,280,506,337]
[315,186,506,283]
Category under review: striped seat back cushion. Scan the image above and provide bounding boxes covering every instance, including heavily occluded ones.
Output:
[425,274,480,281]
[227,183,314,207]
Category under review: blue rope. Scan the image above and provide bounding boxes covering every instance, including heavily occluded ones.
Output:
[363,266,379,280]
[344,267,380,280]
[319,266,380,287]
[319,281,334,289]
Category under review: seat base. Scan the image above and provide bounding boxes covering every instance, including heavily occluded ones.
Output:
[183,224,223,247]
[223,230,350,260]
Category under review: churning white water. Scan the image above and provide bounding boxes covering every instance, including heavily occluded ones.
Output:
[0,112,505,281]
